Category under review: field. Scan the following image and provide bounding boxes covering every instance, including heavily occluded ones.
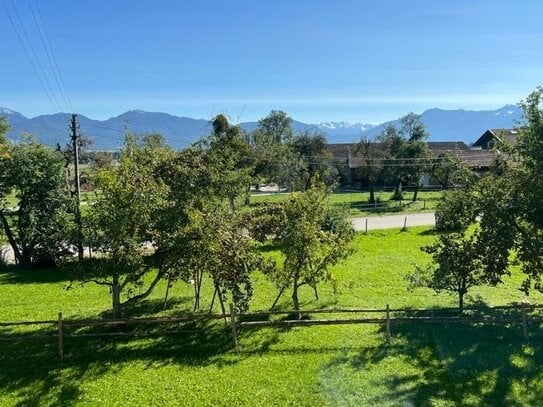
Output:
[3,189,442,219]
[2,227,543,406]
[250,189,443,217]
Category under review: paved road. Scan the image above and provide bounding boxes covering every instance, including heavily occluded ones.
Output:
[351,212,436,232]
[0,212,436,265]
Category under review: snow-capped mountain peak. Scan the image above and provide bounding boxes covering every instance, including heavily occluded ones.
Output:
[318,121,374,131]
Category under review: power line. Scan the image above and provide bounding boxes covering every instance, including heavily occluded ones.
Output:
[1,0,61,112]
[82,123,126,134]
[7,0,63,111]
[70,114,84,261]
[80,125,201,149]
[27,0,71,111]
[32,0,72,110]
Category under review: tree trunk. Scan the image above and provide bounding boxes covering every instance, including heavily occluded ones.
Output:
[209,286,217,313]
[244,185,251,206]
[412,183,420,202]
[458,291,464,314]
[392,179,403,200]
[112,275,122,319]
[270,268,297,310]
[292,269,302,319]
[271,282,288,310]
[311,282,319,300]
[0,210,22,264]
[215,282,227,322]
[17,204,31,266]
[369,186,375,204]
[196,270,204,310]
[163,276,172,310]
[193,272,200,311]
[292,283,301,319]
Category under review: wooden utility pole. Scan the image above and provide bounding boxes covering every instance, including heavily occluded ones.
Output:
[70,114,84,261]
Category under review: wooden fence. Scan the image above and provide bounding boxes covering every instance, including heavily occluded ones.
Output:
[0,303,540,360]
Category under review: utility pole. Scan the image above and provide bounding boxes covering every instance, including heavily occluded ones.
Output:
[70,114,84,261]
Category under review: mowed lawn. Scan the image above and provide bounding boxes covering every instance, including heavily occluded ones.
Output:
[1,227,543,406]
[250,190,443,217]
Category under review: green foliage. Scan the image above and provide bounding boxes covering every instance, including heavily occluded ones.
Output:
[430,151,463,187]
[379,113,431,201]
[435,188,477,232]
[0,117,11,200]
[289,131,338,191]
[198,209,262,312]
[250,110,294,186]
[206,114,253,211]
[256,109,293,143]
[354,137,382,202]
[83,134,170,317]
[87,151,115,171]
[469,87,543,295]
[0,136,76,266]
[242,202,284,243]
[408,232,493,312]
[152,146,267,312]
[262,184,354,311]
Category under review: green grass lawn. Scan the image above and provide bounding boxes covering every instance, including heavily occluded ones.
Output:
[1,227,543,406]
[249,190,443,217]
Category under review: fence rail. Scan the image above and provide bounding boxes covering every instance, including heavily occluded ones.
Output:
[0,303,539,359]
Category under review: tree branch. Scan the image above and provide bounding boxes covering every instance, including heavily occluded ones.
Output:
[122,269,165,306]
[0,209,21,263]
[88,278,112,287]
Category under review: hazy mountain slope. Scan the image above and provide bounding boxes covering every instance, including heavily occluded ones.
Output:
[1,104,522,149]
[362,105,523,143]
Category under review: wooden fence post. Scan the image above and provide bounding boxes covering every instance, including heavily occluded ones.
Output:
[365,218,368,234]
[521,302,528,340]
[229,303,238,350]
[58,312,64,360]
[386,304,391,343]
[402,216,407,231]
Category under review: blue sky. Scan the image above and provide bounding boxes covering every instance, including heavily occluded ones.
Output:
[1,0,542,123]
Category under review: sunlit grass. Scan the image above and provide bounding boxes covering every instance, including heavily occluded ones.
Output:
[1,227,542,406]
[249,190,443,217]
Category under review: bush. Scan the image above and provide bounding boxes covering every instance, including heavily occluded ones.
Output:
[435,189,477,232]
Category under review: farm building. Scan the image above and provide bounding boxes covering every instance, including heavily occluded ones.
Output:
[327,128,518,188]
[472,128,519,150]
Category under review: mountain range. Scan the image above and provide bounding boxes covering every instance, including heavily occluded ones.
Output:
[0,104,523,150]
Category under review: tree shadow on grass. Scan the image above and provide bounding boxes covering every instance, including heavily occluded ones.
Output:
[93,296,195,319]
[0,299,282,406]
[320,305,543,406]
[417,228,438,236]
[0,264,73,285]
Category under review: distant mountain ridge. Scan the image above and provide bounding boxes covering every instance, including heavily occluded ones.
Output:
[1,105,522,149]
[362,105,523,142]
